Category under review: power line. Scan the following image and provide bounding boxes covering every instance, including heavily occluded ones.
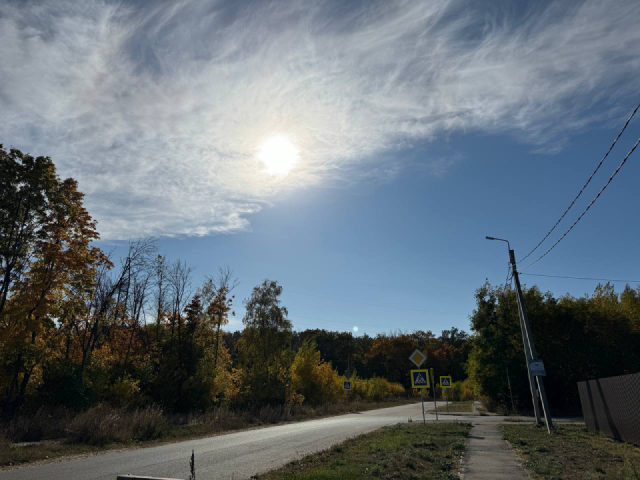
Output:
[520,273,640,283]
[523,136,640,269]
[504,263,511,291]
[519,102,640,264]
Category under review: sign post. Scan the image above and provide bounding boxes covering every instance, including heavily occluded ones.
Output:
[430,368,438,421]
[410,369,430,424]
[440,376,453,414]
[409,350,428,425]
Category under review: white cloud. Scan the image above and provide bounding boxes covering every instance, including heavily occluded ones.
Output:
[1,0,639,239]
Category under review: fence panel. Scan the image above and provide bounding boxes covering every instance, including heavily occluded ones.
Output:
[577,372,640,446]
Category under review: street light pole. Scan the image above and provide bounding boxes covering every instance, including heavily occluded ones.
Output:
[486,237,553,432]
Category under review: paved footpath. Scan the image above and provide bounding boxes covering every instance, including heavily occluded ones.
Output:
[459,402,529,479]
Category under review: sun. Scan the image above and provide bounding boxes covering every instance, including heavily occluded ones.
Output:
[258,135,299,176]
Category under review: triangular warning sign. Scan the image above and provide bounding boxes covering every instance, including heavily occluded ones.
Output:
[414,372,427,385]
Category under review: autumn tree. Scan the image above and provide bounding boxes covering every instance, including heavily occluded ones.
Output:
[0,147,108,415]
[290,340,342,405]
[237,280,292,405]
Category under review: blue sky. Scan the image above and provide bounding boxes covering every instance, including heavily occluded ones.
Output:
[2,1,640,335]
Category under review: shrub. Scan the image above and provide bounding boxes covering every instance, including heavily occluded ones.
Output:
[67,405,169,445]
[349,376,405,401]
[0,432,10,450]
[4,407,71,442]
[67,405,129,445]
[290,340,343,405]
[257,404,292,424]
[109,376,141,408]
[130,406,167,441]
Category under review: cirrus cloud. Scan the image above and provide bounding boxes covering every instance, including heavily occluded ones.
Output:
[1,0,639,239]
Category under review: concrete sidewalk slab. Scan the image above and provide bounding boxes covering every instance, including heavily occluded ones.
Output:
[460,421,529,479]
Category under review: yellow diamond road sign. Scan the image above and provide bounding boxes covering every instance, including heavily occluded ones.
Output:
[409,349,426,368]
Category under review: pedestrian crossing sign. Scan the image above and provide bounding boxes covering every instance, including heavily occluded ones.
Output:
[344,381,351,390]
[440,376,452,388]
[410,369,430,388]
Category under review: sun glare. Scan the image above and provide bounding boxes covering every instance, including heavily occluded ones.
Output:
[258,135,299,176]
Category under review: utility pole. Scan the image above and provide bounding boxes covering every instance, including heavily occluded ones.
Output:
[486,237,553,433]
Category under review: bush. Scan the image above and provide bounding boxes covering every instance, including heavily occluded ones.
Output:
[67,405,167,445]
[67,405,128,445]
[0,432,10,449]
[257,404,293,424]
[290,340,343,405]
[4,407,71,442]
[349,376,405,401]
[109,376,141,408]
[130,406,167,441]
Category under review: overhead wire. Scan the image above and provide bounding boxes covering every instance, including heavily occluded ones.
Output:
[518,102,640,264]
[523,136,640,269]
[520,273,640,283]
[504,263,512,291]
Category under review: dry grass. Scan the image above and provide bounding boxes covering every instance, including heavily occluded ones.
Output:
[67,405,167,445]
[257,422,471,479]
[429,401,473,414]
[0,397,418,468]
[503,423,640,479]
[2,406,72,442]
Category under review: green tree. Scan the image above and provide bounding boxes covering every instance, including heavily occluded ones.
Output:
[467,281,640,414]
[237,280,292,406]
[0,146,59,317]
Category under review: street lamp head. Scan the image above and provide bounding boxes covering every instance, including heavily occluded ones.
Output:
[485,236,496,240]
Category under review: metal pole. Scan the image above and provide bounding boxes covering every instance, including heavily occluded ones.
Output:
[509,249,553,432]
[420,388,426,425]
[430,368,438,421]
[446,388,449,414]
[506,366,516,414]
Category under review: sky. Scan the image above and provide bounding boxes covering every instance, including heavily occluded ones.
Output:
[1,0,640,335]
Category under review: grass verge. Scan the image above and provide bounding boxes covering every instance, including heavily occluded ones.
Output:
[502,423,640,479]
[0,398,418,469]
[256,421,471,480]
[429,401,473,414]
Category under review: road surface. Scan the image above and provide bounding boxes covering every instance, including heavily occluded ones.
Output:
[0,401,457,480]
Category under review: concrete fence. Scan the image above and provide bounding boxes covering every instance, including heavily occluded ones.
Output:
[577,371,640,446]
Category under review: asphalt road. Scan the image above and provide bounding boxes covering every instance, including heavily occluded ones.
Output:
[0,401,458,480]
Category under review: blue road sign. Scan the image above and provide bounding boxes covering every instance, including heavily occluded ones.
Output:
[440,376,452,388]
[410,369,430,388]
[344,381,351,390]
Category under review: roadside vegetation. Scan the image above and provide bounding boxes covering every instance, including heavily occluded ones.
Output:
[0,397,416,467]
[257,422,471,480]
[0,146,469,465]
[502,423,640,479]
[468,282,640,415]
[429,401,473,414]
[3,145,640,469]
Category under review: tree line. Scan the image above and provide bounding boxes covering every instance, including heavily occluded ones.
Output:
[0,146,470,417]
[3,145,638,419]
[468,280,640,414]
